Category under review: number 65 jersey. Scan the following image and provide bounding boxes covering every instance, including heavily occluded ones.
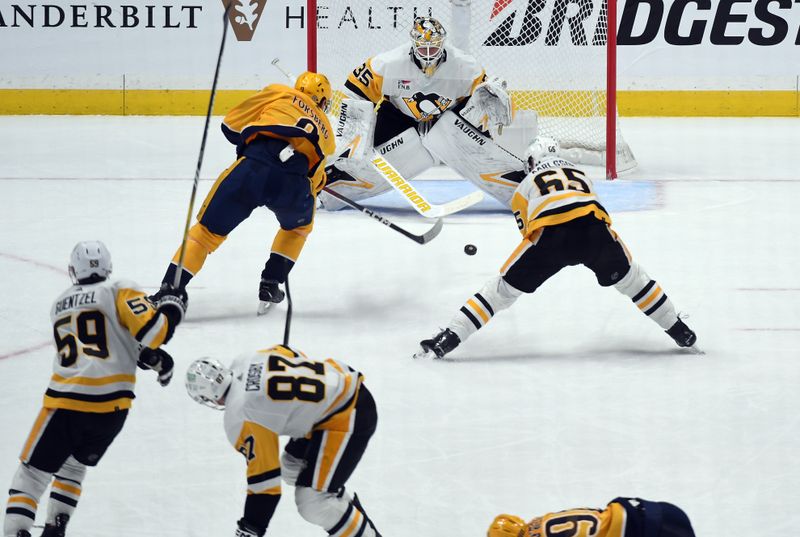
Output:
[47,279,175,413]
[222,347,364,491]
[511,157,612,239]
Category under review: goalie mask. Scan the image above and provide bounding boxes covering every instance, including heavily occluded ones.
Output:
[410,17,447,77]
[523,136,560,174]
[185,358,233,410]
[295,71,332,113]
[488,514,527,537]
[69,240,112,284]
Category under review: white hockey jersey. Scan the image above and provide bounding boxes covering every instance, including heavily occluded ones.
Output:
[344,43,485,123]
[46,279,173,413]
[511,157,612,238]
[223,346,363,496]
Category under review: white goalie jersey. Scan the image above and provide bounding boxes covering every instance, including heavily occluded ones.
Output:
[344,43,485,123]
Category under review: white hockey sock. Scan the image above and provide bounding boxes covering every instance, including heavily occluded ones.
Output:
[46,456,86,524]
[614,262,678,330]
[449,276,523,342]
[4,463,51,537]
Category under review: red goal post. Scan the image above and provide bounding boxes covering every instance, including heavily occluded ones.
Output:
[306,0,635,179]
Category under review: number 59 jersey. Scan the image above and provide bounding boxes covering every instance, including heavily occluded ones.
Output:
[223,346,363,442]
[511,157,612,239]
[47,279,172,413]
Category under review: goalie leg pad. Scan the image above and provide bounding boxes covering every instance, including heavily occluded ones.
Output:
[614,262,679,330]
[448,275,523,343]
[5,463,51,536]
[424,111,524,207]
[45,456,86,524]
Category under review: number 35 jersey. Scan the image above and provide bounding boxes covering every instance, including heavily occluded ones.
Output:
[512,157,612,239]
[47,279,174,413]
[223,346,363,494]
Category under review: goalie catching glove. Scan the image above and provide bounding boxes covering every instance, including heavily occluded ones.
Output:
[137,347,175,386]
[460,76,513,132]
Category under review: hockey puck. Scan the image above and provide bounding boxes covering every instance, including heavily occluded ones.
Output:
[464,244,477,256]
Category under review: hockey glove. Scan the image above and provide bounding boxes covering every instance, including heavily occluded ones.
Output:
[234,518,264,537]
[154,285,188,324]
[137,347,175,387]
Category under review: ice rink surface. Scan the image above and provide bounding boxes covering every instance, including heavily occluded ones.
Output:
[1,116,799,536]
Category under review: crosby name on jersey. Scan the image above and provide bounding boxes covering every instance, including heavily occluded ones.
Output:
[345,43,485,122]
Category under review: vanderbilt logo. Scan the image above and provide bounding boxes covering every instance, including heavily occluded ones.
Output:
[222,0,267,41]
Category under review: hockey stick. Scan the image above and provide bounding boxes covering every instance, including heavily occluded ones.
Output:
[370,154,484,218]
[282,274,292,345]
[173,4,231,288]
[323,187,443,244]
[271,57,297,85]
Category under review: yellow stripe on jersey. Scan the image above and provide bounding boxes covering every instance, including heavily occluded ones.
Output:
[222,84,335,173]
[52,481,82,496]
[115,288,168,349]
[637,285,664,311]
[50,373,136,386]
[42,396,132,413]
[469,70,487,96]
[235,421,281,496]
[8,495,37,509]
[345,59,384,105]
[467,298,490,323]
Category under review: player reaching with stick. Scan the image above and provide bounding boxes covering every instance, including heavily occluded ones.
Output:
[155,72,335,315]
[3,241,184,537]
[415,137,699,359]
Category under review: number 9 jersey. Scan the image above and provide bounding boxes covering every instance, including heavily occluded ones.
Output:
[48,279,176,412]
[511,157,612,239]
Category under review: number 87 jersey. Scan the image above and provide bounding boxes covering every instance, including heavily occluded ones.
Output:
[511,157,612,239]
[223,345,364,456]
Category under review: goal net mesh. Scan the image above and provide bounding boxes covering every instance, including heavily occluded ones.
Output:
[316,0,635,172]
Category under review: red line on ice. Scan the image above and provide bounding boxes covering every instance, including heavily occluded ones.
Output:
[0,341,51,361]
[0,252,65,275]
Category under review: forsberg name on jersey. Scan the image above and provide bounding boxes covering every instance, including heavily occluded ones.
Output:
[291,95,330,140]
[54,291,97,315]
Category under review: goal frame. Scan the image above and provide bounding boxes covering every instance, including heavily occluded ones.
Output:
[306,0,623,180]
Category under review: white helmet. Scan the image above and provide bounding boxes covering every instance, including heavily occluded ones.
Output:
[69,240,112,284]
[410,17,447,77]
[185,359,233,410]
[523,136,560,173]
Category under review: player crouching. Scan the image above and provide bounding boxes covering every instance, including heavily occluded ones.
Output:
[489,497,696,537]
[185,345,381,537]
[415,137,698,360]
[3,241,185,537]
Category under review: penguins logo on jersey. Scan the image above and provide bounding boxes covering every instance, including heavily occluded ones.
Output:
[402,92,453,121]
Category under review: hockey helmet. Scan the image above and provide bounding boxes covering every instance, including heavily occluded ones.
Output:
[410,17,447,76]
[295,71,332,113]
[68,240,112,284]
[487,514,526,537]
[523,136,560,173]
[185,358,233,410]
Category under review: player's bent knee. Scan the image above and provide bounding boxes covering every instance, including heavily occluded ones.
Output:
[188,223,226,253]
[613,262,648,296]
[480,276,523,312]
[55,456,87,483]
[11,462,51,498]
[295,486,350,530]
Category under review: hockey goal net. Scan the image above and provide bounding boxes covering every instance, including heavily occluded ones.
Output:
[310,0,635,178]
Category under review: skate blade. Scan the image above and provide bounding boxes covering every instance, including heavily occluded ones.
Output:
[412,348,436,360]
[256,301,274,316]
[687,344,705,355]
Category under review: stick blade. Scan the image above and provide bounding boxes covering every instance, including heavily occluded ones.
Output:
[418,217,444,244]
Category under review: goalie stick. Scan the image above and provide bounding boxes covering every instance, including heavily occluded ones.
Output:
[270,57,485,218]
[173,4,230,289]
[323,187,443,245]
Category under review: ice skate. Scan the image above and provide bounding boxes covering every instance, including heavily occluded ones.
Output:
[257,279,285,316]
[40,514,69,537]
[414,328,461,359]
[666,318,702,354]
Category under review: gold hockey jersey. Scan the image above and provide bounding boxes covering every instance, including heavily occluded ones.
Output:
[522,503,627,537]
[345,44,485,122]
[223,346,363,497]
[511,157,611,239]
[47,279,173,413]
[221,84,335,191]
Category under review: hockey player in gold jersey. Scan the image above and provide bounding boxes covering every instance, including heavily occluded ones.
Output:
[185,345,380,537]
[158,71,335,313]
[416,137,698,359]
[3,241,186,537]
[488,497,695,537]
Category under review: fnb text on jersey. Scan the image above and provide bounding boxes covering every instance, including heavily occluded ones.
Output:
[0,4,202,29]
